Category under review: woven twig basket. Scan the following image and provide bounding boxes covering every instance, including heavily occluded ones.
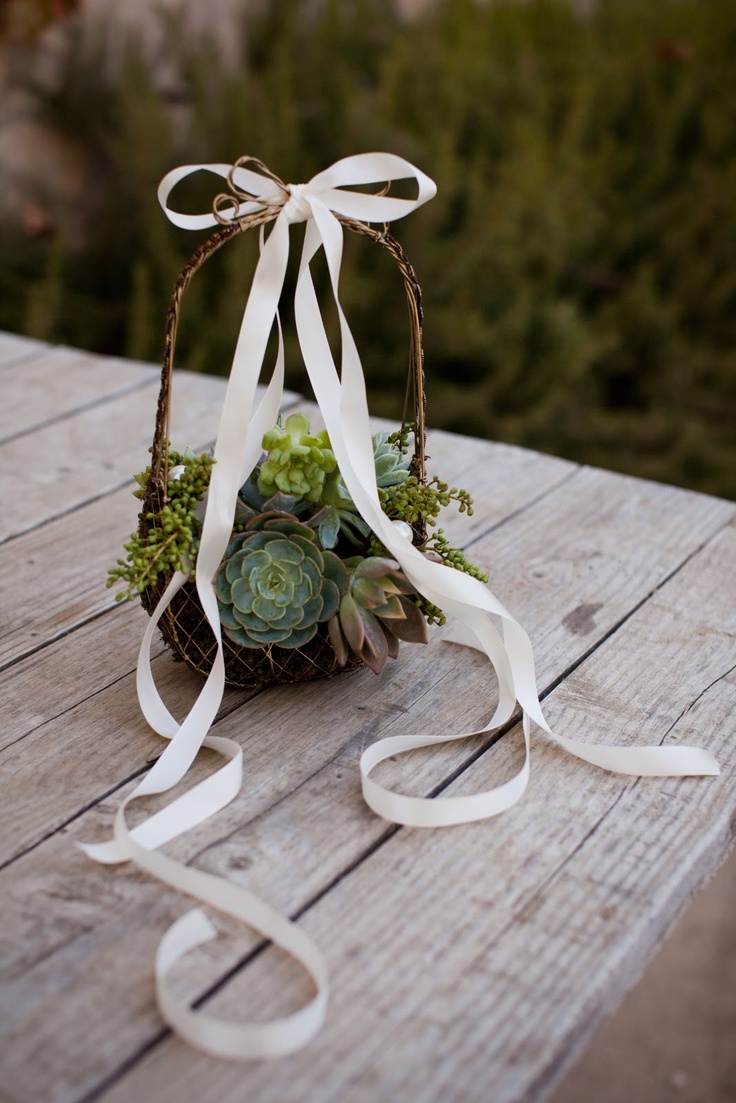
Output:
[140,188,428,691]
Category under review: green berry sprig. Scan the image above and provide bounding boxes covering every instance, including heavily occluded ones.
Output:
[107,449,214,601]
[424,528,489,584]
[384,475,475,528]
[411,594,447,627]
[368,474,487,626]
[385,424,413,456]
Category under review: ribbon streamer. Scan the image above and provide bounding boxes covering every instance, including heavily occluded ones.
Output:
[83,153,719,1061]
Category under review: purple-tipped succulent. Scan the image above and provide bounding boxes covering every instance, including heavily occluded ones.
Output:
[328,556,427,675]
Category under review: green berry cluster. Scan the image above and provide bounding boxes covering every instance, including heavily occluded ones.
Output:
[384,475,474,529]
[425,528,489,584]
[385,424,413,456]
[107,449,214,601]
[367,474,487,627]
[410,594,446,627]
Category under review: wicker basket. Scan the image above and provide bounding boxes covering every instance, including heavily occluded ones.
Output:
[139,185,429,691]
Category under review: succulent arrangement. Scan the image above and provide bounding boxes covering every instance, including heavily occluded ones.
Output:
[215,513,347,651]
[109,415,487,676]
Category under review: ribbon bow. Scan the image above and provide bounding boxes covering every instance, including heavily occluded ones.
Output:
[83,154,719,1062]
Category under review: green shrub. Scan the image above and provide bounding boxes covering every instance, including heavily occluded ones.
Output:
[2,0,735,497]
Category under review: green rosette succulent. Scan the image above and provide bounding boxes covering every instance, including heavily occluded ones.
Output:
[257,413,337,504]
[328,556,428,674]
[216,512,349,649]
[321,431,412,543]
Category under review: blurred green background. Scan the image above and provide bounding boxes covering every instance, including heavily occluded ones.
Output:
[1,0,734,498]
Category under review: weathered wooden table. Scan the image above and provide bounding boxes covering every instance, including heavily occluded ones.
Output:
[2,330,734,1103]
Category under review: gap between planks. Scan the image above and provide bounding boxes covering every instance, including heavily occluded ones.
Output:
[0,366,300,546]
[0,343,163,445]
[0,430,577,866]
[2,494,732,1103]
[90,524,736,1103]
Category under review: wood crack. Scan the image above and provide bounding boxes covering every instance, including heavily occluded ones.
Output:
[658,661,736,747]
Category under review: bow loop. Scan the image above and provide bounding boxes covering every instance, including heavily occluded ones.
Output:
[158,152,438,232]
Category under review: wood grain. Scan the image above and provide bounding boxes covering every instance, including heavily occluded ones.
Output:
[3,334,735,1103]
[1,472,732,1103]
[0,427,575,861]
[0,484,158,670]
[0,346,157,444]
[0,603,256,865]
[94,521,736,1103]
[0,370,225,543]
[0,383,302,669]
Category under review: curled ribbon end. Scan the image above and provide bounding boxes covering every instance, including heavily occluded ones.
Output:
[76,839,129,865]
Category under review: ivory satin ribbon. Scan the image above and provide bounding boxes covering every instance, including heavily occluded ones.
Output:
[82,153,719,1060]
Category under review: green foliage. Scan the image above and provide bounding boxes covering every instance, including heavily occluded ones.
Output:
[424,529,489,585]
[3,0,736,497]
[258,413,337,503]
[107,449,213,600]
[321,429,412,543]
[385,474,475,528]
[370,470,489,625]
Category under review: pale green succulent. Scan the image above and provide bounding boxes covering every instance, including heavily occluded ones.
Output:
[372,432,413,493]
[257,413,337,504]
[327,556,427,674]
[215,512,348,649]
[320,431,412,543]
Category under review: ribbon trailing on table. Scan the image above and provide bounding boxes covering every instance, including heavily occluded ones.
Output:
[82,153,720,1061]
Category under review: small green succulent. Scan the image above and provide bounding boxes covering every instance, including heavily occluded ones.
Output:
[328,556,427,674]
[320,431,412,543]
[372,431,413,494]
[257,413,337,504]
[215,511,348,649]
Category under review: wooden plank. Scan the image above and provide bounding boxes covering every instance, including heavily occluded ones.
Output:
[0,484,158,671]
[0,365,304,544]
[1,474,732,1102]
[2,601,158,751]
[0,346,158,443]
[0,330,45,368]
[92,520,736,1103]
[0,432,574,860]
[0,604,256,864]
[0,370,226,543]
[0,380,304,669]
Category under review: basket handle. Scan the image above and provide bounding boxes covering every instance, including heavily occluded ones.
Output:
[148,215,427,513]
